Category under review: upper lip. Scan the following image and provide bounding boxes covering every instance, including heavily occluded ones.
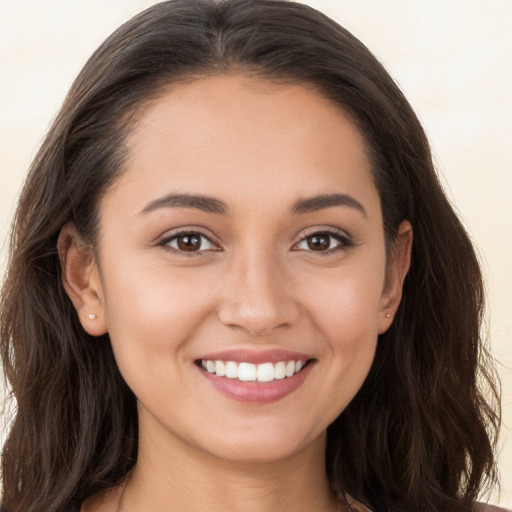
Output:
[196,348,314,364]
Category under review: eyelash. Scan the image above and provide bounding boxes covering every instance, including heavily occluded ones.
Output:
[158,230,220,256]
[292,228,354,256]
[158,227,354,256]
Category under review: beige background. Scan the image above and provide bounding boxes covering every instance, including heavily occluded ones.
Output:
[0,0,510,507]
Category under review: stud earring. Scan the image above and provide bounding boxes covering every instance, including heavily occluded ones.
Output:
[87,313,97,320]
[385,313,392,318]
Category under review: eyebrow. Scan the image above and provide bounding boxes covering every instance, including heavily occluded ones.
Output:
[139,191,367,218]
[140,193,228,215]
[291,193,367,217]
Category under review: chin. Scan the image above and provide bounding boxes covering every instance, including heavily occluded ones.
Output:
[188,419,326,465]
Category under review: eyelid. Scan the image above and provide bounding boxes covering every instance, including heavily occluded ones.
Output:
[154,225,354,256]
[292,226,354,254]
[157,227,222,254]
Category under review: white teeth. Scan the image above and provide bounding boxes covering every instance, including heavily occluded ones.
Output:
[215,360,226,377]
[238,362,257,381]
[225,361,238,379]
[200,359,308,382]
[257,362,275,382]
[274,361,286,380]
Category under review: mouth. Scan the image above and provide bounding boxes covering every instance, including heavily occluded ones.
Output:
[194,350,316,403]
[196,358,314,383]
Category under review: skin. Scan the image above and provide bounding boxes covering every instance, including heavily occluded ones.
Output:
[60,75,412,512]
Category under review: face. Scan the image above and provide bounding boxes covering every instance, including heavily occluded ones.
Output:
[62,75,410,464]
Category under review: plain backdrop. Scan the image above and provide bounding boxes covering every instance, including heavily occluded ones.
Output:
[0,0,511,507]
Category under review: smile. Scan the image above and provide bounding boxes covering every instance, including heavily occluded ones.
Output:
[200,359,307,382]
[196,351,315,403]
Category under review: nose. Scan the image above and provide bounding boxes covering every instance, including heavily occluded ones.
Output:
[217,250,300,336]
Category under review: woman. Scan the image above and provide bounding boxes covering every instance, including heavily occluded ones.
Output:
[0,0,503,511]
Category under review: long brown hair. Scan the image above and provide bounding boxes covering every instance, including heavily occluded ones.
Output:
[1,1,500,511]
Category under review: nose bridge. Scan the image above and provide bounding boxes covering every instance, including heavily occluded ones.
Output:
[218,244,299,335]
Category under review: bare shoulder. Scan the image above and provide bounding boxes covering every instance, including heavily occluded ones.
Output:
[474,503,512,512]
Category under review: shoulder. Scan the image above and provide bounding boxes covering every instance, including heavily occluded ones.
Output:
[347,501,511,512]
[474,503,512,512]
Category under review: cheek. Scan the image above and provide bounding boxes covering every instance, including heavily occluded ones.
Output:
[299,259,384,407]
[303,258,385,340]
[101,256,218,366]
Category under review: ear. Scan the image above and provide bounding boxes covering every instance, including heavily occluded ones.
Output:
[57,223,108,336]
[377,220,413,334]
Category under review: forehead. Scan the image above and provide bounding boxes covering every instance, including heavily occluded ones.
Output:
[109,74,378,217]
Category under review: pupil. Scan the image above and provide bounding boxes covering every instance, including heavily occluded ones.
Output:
[307,234,330,251]
[177,234,201,251]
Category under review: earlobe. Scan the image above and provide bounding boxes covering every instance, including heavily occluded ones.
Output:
[57,223,108,336]
[377,220,413,334]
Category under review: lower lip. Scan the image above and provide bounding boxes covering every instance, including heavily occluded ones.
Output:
[198,362,314,404]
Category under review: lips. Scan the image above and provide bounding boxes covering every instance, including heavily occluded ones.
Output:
[196,349,315,403]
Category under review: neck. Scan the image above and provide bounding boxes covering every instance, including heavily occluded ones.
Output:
[123,414,339,512]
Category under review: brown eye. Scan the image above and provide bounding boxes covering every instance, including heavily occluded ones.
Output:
[294,230,351,254]
[165,232,216,253]
[177,234,202,251]
[306,234,332,251]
